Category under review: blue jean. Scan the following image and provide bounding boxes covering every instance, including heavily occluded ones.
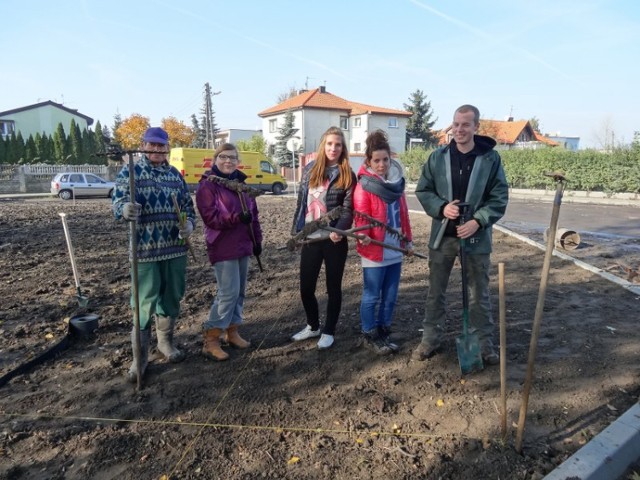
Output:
[360,262,402,333]
[204,256,249,330]
[134,256,187,329]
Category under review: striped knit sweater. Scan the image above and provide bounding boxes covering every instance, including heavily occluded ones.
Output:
[112,156,196,262]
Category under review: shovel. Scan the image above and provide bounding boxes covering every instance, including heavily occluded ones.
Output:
[59,212,89,307]
[455,203,483,375]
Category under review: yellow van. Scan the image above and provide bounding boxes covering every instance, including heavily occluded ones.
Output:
[169,148,288,194]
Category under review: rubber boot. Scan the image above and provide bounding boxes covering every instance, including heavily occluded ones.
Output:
[156,315,185,363]
[202,328,229,361]
[224,324,251,349]
[127,328,150,383]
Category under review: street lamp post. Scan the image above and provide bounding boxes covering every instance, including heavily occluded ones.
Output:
[286,137,300,196]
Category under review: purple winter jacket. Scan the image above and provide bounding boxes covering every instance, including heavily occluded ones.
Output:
[196,170,262,264]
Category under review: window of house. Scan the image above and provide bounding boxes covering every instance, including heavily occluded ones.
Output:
[268,144,275,156]
[340,116,349,130]
[0,120,15,137]
[388,117,398,128]
[354,142,361,152]
[354,117,361,128]
[269,119,277,133]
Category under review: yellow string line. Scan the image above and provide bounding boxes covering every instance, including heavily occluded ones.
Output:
[167,315,288,477]
[0,410,458,440]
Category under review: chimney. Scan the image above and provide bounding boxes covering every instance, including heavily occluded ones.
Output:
[319,86,326,93]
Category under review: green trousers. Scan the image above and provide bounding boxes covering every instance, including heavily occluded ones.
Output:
[421,236,494,347]
[131,255,187,329]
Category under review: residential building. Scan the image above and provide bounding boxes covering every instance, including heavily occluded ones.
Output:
[546,134,580,151]
[0,100,94,140]
[214,128,262,147]
[258,87,411,158]
[438,117,559,150]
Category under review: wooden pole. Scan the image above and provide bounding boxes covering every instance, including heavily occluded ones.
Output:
[128,153,143,391]
[515,175,566,452]
[499,262,507,441]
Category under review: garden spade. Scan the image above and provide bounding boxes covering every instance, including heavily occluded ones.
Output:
[455,203,483,375]
[59,212,89,307]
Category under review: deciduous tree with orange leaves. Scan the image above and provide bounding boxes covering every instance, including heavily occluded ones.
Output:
[115,114,150,149]
[161,116,194,147]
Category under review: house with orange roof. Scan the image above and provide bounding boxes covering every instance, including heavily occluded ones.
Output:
[258,86,412,158]
[438,117,559,150]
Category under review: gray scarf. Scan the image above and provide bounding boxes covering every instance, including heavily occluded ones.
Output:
[359,174,405,204]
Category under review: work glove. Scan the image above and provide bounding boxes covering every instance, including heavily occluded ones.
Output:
[253,243,262,257]
[178,219,194,240]
[239,211,252,225]
[123,202,142,222]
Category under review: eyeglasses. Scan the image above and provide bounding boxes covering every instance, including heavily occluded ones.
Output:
[218,154,239,163]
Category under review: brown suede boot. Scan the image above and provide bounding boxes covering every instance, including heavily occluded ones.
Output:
[202,328,229,361]
[224,325,251,349]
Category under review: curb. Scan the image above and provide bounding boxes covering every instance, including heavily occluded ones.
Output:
[543,402,640,480]
[407,210,640,478]
[493,224,640,479]
[493,225,640,296]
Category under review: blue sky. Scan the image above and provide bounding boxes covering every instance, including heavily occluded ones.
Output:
[4,0,639,149]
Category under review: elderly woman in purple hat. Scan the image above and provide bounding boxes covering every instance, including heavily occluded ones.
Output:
[112,126,196,382]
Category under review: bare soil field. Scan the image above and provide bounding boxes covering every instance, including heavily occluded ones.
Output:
[0,195,639,480]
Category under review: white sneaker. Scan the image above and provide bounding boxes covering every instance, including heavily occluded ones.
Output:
[317,334,334,350]
[291,325,321,342]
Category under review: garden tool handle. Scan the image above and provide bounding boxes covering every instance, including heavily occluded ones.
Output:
[58,213,81,289]
[171,193,198,263]
[457,203,471,336]
[127,152,143,391]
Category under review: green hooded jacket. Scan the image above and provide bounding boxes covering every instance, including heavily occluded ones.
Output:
[415,135,509,254]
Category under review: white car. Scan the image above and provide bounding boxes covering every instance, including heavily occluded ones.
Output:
[50,172,115,200]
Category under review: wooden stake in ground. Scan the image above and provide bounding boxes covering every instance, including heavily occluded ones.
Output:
[499,262,507,441]
[127,152,143,391]
[515,173,567,452]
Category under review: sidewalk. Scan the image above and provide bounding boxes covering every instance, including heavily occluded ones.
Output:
[404,184,640,207]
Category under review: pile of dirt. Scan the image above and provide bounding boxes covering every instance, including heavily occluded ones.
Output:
[0,195,639,479]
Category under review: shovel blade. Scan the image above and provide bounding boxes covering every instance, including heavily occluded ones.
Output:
[456,332,484,375]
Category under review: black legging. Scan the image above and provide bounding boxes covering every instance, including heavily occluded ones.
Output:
[299,238,348,335]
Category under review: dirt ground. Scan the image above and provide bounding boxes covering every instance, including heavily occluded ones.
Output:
[0,195,639,480]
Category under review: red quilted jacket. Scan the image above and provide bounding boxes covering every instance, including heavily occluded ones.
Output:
[353,163,413,262]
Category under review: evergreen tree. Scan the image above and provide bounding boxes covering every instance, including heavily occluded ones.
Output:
[69,119,83,164]
[94,120,106,154]
[82,128,97,164]
[273,110,299,167]
[102,123,111,141]
[53,123,68,164]
[190,114,206,148]
[36,133,53,164]
[403,89,438,149]
[15,132,26,164]
[112,113,122,141]
[0,136,6,164]
[25,135,37,163]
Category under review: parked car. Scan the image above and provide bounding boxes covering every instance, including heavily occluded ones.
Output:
[50,172,115,200]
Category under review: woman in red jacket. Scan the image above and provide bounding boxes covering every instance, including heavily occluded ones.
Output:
[353,130,413,355]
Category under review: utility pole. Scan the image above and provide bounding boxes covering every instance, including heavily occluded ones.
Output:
[203,83,221,149]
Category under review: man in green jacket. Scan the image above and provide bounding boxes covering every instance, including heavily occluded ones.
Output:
[412,105,508,366]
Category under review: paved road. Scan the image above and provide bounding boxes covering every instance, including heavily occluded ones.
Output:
[406,194,640,239]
